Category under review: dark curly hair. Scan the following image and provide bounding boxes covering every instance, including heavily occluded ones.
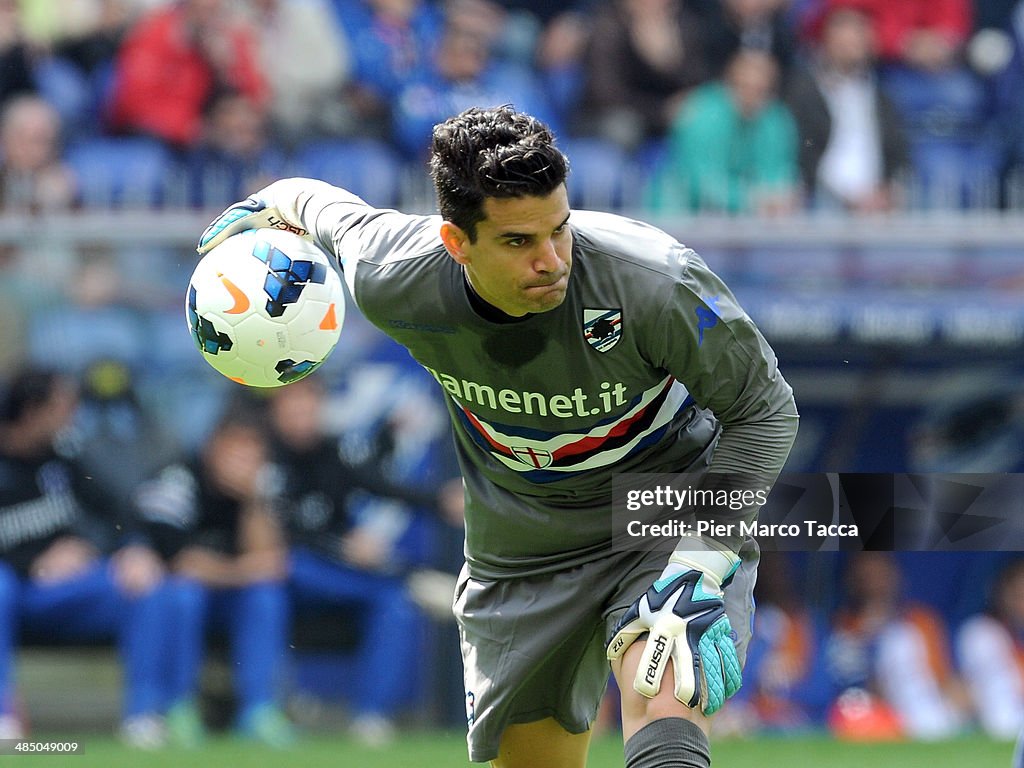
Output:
[430,105,569,242]
[0,368,67,424]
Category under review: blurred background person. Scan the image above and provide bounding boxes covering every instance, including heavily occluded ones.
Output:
[17,0,138,137]
[957,558,1024,741]
[22,244,148,385]
[267,376,459,746]
[815,0,998,208]
[523,3,592,126]
[134,406,295,748]
[244,0,357,147]
[831,0,971,73]
[105,0,267,149]
[822,552,967,741]
[647,48,798,215]
[0,368,173,747]
[985,0,1024,205]
[390,2,557,159]
[0,0,38,108]
[183,88,286,209]
[72,358,184,526]
[0,94,77,212]
[688,0,798,80]
[785,4,910,213]
[575,0,708,152]
[718,552,821,735]
[333,0,443,145]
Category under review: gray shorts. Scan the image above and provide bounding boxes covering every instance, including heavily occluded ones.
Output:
[454,539,759,763]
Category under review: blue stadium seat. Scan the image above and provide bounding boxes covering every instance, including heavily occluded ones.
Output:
[630,138,669,191]
[27,305,146,373]
[560,138,630,211]
[903,140,1002,210]
[291,139,402,207]
[33,56,95,137]
[146,376,232,452]
[143,307,209,377]
[65,137,173,208]
[880,64,1001,210]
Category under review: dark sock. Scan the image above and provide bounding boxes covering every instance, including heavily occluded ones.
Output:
[623,717,711,768]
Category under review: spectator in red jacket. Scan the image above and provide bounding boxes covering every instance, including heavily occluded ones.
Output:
[822,0,971,70]
[106,0,268,148]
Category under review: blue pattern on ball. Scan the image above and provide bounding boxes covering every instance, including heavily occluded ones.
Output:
[250,240,327,318]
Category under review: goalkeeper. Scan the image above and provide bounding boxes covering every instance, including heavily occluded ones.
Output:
[198,105,798,768]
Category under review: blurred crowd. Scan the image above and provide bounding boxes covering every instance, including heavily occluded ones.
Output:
[0,0,1023,213]
[3,364,1022,749]
[720,551,1024,744]
[0,362,465,748]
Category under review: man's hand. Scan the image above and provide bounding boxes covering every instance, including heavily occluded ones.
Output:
[172,546,284,586]
[339,528,390,571]
[29,536,99,585]
[197,195,308,255]
[437,477,466,527]
[607,554,742,715]
[111,544,165,596]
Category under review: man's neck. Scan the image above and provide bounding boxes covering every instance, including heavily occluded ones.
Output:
[462,270,529,324]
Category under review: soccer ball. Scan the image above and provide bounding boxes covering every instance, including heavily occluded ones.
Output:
[186,228,345,387]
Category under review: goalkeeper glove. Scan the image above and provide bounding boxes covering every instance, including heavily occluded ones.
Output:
[197,196,308,255]
[607,550,742,715]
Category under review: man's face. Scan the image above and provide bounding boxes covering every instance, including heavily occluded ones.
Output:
[728,50,777,119]
[823,9,875,72]
[20,379,77,451]
[442,185,573,317]
[2,100,59,173]
[205,423,268,499]
[269,378,323,449]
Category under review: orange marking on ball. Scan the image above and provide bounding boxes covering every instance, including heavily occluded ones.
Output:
[216,272,250,314]
[319,303,338,331]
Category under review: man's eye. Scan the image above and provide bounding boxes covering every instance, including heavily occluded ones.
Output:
[506,238,526,248]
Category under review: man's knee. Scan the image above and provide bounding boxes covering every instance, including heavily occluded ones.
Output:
[491,718,591,768]
[614,643,714,768]
[612,640,709,740]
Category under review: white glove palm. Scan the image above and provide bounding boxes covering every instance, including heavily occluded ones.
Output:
[608,553,742,715]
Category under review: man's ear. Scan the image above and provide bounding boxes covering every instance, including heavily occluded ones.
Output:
[440,222,470,266]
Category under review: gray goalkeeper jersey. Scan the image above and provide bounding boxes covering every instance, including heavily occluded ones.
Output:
[267,180,798,578]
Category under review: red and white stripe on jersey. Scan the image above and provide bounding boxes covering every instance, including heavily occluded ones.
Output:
[453,376,693,479]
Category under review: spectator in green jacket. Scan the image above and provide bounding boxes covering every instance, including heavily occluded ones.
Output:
[647,48,798,215]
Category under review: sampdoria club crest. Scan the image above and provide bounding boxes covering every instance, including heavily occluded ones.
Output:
[583,308,622,352]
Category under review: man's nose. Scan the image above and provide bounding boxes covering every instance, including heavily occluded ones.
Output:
[533,239,562,273]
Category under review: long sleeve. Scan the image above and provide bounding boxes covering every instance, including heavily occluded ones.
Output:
[652,252,798,482]
[643,248,798,558]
